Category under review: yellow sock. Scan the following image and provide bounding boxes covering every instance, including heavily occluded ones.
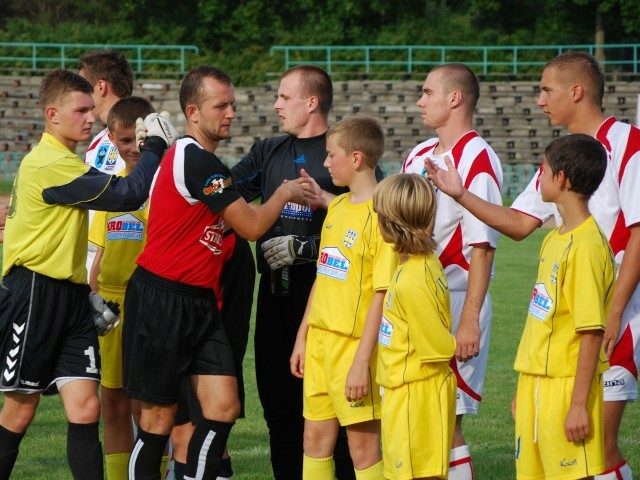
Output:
[303,454,334,480]
[105,452,130,480]
[160,455,170,477]
[355,460,384,480]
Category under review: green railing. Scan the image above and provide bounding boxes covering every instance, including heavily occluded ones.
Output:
[0,43,200,74]
[270,44,640,76]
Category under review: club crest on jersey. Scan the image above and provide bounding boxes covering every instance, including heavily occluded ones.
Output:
[318,247,350,280]
[378,315,393,347]
[550,263,559,284]
[343,229,358,248]
[105,147,118,171]
[528,283,553,321]
[281,202,313,221]
[107,213,144,241]
[199,219,225,254]
[203,175,232,196]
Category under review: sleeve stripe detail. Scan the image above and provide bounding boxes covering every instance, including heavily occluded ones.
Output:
[619,124,640,184]
[463,149,501,189]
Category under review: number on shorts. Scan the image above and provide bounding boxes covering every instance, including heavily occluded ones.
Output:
[84,346,99,374]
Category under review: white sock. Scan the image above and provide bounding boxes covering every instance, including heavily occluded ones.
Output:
[594,460,633,480]
[448,445,474,480]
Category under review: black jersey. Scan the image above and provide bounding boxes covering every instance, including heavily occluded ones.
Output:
[232,133,347,274]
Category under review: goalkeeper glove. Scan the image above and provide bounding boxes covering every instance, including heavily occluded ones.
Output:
[262,234,320,271]
[136,111,180,156]
[88,292,121,336]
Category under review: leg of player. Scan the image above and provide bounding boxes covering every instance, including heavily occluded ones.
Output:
[594,400,633,480]
[303,418,340,480]
[102,385,135,479]
[185,374,239,479]
[448,416,474,480]
[345,420,383,479]
[59,379,103,479]
[130,402,176,479]
[0,392,38,478]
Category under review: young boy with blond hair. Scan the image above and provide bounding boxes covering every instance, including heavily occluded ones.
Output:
[290,115,396,480]
[88,96,155,480]
[513,134,615,479]
[373,173,457,479]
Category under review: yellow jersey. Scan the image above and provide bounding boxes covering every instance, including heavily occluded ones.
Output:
[3,133,91,283]
[376,254,455,389]
[88,170,149,288]
[514,216,615,377]
[308,193,397,337]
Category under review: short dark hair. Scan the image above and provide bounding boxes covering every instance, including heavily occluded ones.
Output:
[78,49,134,98]
[39,69,93,111]
[283,65,333,117]
[107,96,155,131]
[544,52,605,107]
[544,134,607,197]
[179,66,233,115]
[430,63,480,112]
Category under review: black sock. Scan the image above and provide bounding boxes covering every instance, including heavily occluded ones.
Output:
[217,457,233,478]
[0,424,25,480]
[129,428,169,480]
[185,419,233,479]
[67,422,103,480]
[173,460,186,480]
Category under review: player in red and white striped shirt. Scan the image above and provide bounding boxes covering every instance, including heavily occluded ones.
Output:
[403,63,503,480]
[425,52,638,480]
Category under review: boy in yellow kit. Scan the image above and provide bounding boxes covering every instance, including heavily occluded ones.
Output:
[513,134,615,479]
[373,173,457,480]
[88,96,155,480]
[289,116,397,480]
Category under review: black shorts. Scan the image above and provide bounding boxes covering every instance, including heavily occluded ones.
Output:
[0,267,101,395]
[122,267,236,405]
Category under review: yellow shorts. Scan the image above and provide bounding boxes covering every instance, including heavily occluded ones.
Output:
[303,326,381,426]
[381,367,456,480]
[97,285,126,389]
[515,373,605,480]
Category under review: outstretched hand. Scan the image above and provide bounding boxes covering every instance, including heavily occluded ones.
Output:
[423,155,464,200]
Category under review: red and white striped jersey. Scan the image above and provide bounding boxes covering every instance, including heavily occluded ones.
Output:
[137,137,241,288]
[402,131,503,290]
[511,117,640,266]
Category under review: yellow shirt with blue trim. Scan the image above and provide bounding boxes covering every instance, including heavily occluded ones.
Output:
[89,171,149,288]
[376,254,455,389]
[3,133,91,283]
[514,216,615,377]
[308,193,398,338]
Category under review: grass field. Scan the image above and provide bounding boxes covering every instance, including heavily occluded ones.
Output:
[1,232,639,478]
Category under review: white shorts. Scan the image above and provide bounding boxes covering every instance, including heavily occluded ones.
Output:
[603,285,640,402]
[450,290,492,415]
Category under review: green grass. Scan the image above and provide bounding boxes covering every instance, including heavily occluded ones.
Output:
[0,180,12,196]
[1,233,639,478]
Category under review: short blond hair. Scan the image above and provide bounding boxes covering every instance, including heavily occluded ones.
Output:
[327,115,384,169]
[373,174,437,255]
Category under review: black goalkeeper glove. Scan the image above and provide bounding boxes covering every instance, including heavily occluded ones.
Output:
[261,234,320,271]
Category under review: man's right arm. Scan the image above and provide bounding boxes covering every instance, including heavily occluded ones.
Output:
[424,155,540,240]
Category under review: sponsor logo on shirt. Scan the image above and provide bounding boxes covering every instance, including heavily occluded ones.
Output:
[343,229,358,248]
[604,379,626,387]
[281,202,313,221]
[528,283,552,321]
[107,213,144,241]
[95,145,109,169]
[199,219,225,254]
[378,315,393,347]
[317,247,349,280]
[203,175,233,196]
[294,154,306,164]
